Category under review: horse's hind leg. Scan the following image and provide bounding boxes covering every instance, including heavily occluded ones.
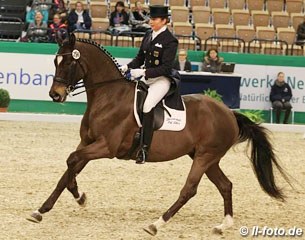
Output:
[144,153,216,236]
[206,163,233,234]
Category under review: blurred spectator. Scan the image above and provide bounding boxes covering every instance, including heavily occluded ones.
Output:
[129,1,150,32]
[33,0,52,11]
[108,1,131,34]
[26,1,49,24]
[202,48,223,73]
[48,13,67,43]
[26,11,48,43]
[270,72,293,124]
[296,16,305,44]
[173,49,192,71]
[67,1,92,33]
[49,0,67,22]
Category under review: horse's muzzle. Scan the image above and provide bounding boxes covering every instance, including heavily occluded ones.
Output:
[49,91,65,103]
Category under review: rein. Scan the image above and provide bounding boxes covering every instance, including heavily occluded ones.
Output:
[71,77,127,96]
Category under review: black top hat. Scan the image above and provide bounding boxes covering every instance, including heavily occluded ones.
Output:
[149,5,169,18]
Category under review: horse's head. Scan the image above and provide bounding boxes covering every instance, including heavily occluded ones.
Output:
[49,33,86,102]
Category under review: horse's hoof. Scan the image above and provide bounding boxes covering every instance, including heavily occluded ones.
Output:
[143,224,157,236]
[76,192,87,207]
[27,210,42,223]
[212,226,223,235]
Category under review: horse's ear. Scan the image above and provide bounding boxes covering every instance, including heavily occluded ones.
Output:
[69,33,76,47]
[55,28,68,46]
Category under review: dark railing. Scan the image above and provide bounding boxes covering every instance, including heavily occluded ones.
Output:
[0,17,24,41]
[204,36,246,53]
[290,40,305,56]
[1,25,303,57]
[0,0,29,21]
[248,39,288,55]
[175,34,201,50]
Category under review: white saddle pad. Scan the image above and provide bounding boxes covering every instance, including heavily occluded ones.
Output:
[133,84,186,131]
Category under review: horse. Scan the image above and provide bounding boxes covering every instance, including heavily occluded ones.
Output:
[28,33,290,236]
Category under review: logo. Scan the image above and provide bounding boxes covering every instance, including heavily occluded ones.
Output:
[72,49,81,60]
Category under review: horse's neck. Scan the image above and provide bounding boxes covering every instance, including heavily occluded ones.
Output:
[78,43,134,108]
[85,80,135,110]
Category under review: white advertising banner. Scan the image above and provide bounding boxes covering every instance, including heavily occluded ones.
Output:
[235,65,305,112]
[0,53,87,102]
[0,53,304,112]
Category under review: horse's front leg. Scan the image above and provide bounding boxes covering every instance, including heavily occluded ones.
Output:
[28,139,112,223]
[66,161,89,207]
[65,141,90,206]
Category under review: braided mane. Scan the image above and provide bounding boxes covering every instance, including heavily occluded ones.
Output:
[76,38,124,75]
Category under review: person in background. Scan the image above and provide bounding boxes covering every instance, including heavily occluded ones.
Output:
[26,11,48,42]
[296,15,305,44]
[129,1,150,32]
[26,0,49,24]
[202,48,223,73]
[270,72,293,124]
[49,0,67,22]
[173,49,192,72]
[48,13,67,43]
[67,1,92,33]
[108,1,130,34]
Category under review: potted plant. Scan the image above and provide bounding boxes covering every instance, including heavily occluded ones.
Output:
[0,88,11,112]
[203,88,223,102]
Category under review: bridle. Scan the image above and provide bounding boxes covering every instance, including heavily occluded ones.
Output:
[54,50,86,95]
[54,49,127,96]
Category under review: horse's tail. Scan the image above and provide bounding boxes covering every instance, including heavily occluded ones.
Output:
[233,111,291,201]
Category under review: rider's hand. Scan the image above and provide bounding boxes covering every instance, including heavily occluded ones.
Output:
[118,64,128,73]
[130,69,145,79]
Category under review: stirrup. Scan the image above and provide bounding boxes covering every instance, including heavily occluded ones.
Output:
[136,147,148,164]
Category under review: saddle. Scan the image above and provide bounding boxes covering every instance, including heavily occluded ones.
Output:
[126,70,186,159]
[134,78,186,131]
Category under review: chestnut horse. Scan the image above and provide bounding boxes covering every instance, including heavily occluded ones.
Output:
[28,34,290,235]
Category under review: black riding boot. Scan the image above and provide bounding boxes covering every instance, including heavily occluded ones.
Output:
[136,109,154,164]
[275,108,281,124]
[283,109,291,124]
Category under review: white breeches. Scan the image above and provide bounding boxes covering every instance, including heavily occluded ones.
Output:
[143,76,171,113]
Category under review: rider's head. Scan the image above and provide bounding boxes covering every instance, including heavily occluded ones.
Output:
[149,5,169,32]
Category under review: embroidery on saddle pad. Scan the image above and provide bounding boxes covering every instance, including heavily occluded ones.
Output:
[133,82,186,131]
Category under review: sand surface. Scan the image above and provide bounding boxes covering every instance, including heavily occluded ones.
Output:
[0,121,304,240]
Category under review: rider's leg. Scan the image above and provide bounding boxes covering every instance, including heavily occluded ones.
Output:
[136,77,171,164]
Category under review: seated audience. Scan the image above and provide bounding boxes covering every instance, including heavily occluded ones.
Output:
[270,72,293,124]
[26,11,48,43]
[173,49,192,71]
[129,1,150,32]
[49,0,67,22]
[67,1,92,33]
[297,16,305,44]
[202,48,223,73]
[26,1,49,24]
[108,1,130,34]
[48,14,67,43]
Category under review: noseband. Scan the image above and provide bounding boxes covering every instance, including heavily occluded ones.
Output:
[54,49,86,94]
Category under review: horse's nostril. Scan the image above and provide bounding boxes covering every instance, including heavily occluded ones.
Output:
[53,94,60,101]
[49,92,61,102]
